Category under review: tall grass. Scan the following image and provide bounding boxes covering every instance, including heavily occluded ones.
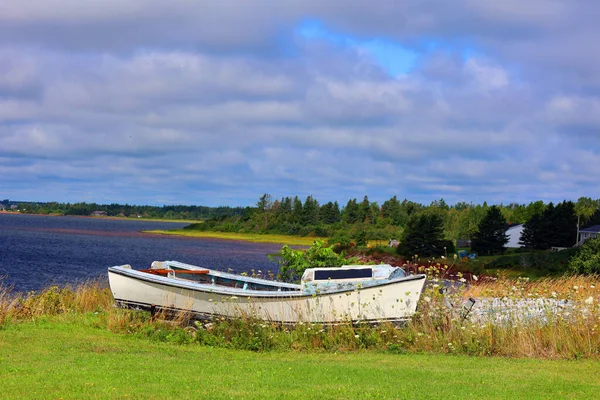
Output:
[0,278,112,326]
[1,274,598,359]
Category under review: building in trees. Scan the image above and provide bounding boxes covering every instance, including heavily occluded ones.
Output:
[505,224,524,248]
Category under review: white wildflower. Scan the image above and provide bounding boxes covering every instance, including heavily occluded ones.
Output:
[459,278,467,283]
[423,296,431,303]
[472,275,478,281]
[585,296,594,305]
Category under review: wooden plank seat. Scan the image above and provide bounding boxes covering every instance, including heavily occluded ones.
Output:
[140,268,210,276]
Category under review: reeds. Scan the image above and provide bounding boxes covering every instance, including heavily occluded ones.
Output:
[0,278,112,325]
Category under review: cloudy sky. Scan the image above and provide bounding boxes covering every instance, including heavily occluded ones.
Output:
[1,1,599,207]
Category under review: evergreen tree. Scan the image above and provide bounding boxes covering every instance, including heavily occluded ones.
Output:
[396,212,447,257]
[332,201,341,223]
[343,198,360,224]
[291,196,303,224]
[320,201,341,224]
[381,196,403,225]
[360,195,373,224]
[470,206,509,255]
[550,201,577,247]
[302,196,320,226]
[521,202,577,249]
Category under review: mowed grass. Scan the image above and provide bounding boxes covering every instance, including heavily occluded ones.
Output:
[1,315,599,400]
[144,229,319,246]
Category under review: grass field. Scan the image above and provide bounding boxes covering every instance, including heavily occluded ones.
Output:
[144,229,319,246]
[1,314,599,399]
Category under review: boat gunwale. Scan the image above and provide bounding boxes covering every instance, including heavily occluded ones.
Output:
[108,266,427,299]
[162,260,302,289]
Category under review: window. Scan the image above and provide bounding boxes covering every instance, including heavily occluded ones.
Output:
[314,268,372,281]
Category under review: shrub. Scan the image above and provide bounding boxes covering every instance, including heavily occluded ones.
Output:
[272,240,358,282]
[569,237,600,274]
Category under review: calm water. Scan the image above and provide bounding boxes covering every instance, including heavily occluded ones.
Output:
[0,214,282,293]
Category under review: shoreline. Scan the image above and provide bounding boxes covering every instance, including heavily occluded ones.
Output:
[144,229,318,246]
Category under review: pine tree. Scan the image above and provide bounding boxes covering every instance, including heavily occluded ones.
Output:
[520,202,577,249]
[396,212,446,257]
[343,198,359,224]
[471,206,509,255]
[302,196,320,226]
[320,201,341,224]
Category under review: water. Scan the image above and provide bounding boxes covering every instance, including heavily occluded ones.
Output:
[0,214,282,293]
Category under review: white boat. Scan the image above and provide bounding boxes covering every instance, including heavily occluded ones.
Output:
[107,261,427,324]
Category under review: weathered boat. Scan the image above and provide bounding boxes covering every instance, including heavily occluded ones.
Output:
[108,260,426,324]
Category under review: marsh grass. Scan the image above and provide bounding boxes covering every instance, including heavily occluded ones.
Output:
[1,273,599,359]
[0,278,113,327]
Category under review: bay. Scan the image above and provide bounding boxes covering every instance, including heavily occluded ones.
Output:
[0,213,282,293]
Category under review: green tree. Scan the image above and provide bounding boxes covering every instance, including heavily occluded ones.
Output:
[381,195,407,226]
[396,212,446,258]
[273,240,357,282]
[343,198,360,224]
[320,201,341,224]
[575,197,599,244]
[521,202,577,249]
[470,206,509,255]
[568,236,600,274]
[291,196,303,224]
[302,196,320,226]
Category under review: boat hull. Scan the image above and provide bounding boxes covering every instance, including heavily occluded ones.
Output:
[108,266,426,324]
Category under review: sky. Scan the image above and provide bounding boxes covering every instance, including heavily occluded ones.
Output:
[1,0,599,207]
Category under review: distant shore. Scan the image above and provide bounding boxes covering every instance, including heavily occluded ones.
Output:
[0,211,202,224]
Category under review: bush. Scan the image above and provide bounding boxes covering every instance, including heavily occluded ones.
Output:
[272,240,357,282]
[327,233,353,253]
[569,237,600,274]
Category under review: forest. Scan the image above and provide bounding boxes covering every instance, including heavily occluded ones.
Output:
[185,194,600,248]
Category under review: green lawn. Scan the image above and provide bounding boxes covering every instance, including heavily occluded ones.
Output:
[1,315,599,399]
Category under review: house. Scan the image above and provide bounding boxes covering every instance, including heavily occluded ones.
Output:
[0,204,5,211]
[505,224,524,248]
[91,211,108,217]
[577,225,600,246]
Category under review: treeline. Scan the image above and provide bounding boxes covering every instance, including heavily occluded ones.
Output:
[186,194,600,246]
[5,200,244,220]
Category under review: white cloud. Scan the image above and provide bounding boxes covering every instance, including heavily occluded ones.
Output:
[0,1,599,206]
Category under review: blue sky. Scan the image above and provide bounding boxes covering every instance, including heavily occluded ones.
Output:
[1,1,599,207]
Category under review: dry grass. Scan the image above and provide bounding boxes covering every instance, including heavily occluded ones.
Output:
[0,278,113,325]
[464,274,599,300]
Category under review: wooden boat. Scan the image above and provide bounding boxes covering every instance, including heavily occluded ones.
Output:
[108,260,426,324]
